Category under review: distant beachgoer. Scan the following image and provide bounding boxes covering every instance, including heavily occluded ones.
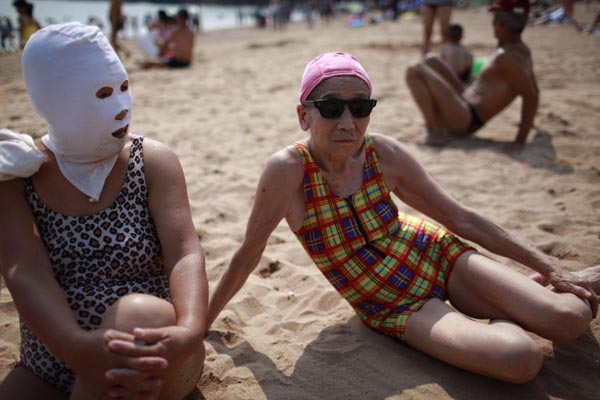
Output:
[149,9,174,48]
[86,15,104,31]
[319,0,335,24]
[109,0,131,58]
[0,16,15,52]
[12,0,40,49]
[206,50,600,384]
[421,0,453,55]
[440,24,473,84]
[584,11,600,34]
[0,22,207,399]
[192,13,201,33]
[406,0,539,151]
[561,0,582,30]
[141,9,194,69]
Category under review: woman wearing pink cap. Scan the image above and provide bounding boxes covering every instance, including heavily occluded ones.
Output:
[207,52,599,383]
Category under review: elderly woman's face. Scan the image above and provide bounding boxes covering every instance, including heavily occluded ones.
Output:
[299,76,371,157]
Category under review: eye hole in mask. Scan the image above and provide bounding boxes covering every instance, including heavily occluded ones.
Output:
[95,80,129,99]
[96,87,113,99]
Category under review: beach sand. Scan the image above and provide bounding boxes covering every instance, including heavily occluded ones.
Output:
[1,5,599,399]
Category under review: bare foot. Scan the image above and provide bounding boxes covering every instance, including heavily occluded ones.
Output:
[417,133,449,147]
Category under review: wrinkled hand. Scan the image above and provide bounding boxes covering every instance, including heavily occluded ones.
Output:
[502,141,525,153]
[107,325,204,398]
[70,329,168,399]
[548,269,599,318]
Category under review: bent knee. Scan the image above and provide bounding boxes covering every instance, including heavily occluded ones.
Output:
[497,336,543,384]
[543,298,592,342]
[101,293,176,332]
[423,53,442,66]
[405,63,423,82]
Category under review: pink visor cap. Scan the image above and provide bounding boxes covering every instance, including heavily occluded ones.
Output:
[300,52,372,102]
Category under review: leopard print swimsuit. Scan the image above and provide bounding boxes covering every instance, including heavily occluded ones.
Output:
[21,136,170,393]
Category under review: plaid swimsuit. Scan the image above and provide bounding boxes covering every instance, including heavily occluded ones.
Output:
[293,134,474,340]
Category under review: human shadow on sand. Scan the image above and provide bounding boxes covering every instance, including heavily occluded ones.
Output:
[205,316,600,400]
[432,128,574,175]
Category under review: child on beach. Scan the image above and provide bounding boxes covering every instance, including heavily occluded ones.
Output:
[0,22,207,399]
[440,23,474,84]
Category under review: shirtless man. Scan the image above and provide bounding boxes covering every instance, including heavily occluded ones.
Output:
[142,9,194,69]
[406,0,538,151]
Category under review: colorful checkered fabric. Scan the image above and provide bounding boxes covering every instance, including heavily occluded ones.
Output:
[293,133,474,341]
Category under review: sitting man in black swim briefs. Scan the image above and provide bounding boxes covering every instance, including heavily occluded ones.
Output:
[406,0,539,152]
[141,8,194,69]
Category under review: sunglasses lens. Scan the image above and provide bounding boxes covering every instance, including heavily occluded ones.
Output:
[317,100,345,119]
[348,100,375,118]
[308,99,376,119]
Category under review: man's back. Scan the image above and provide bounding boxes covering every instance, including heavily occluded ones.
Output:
[169,24,193,62]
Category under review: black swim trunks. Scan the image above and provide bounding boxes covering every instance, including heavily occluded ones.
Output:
[165,58,191,68]
[458,69,471,85]
[465,100,485,134]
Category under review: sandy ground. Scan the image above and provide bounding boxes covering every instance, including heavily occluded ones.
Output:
[0,5,599,399]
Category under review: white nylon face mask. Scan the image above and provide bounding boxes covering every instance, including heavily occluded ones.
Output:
[22,22,132,202]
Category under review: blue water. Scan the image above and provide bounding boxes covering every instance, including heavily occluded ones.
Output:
[0,0,257,33]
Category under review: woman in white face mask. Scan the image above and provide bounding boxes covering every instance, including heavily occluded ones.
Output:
[0,22,207,400]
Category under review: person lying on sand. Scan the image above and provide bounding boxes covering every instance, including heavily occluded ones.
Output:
[406,0,539,152]
[0,22,207,400]
[206,51,599,384]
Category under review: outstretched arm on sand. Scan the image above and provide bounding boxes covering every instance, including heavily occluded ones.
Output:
[497,52,540,151]
[373,133,599,315]
[207,147,303,329]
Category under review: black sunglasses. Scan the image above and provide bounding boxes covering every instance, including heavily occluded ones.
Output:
[302,98,377,119]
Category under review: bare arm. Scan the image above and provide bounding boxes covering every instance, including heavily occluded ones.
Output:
[144,138,208,336]
[0,178,83,361]
[499,52,539,148]
[206,147,303,329]
[375,134,596,308]
[106,139,208,375]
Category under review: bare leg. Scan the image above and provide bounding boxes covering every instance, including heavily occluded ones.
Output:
[405,251,592,383]
[70,294,204,400]
[421,6,435,56]
[139,60,168,69]
[423,54,464,93]
[406,299,543,383]
[110,29,131,59]
[0,365,67,399]
[405,61,471,145]
[405,64,447,145]
[437,5,452,43]
[448,252,592,341]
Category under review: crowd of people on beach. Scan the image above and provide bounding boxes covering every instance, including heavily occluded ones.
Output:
[1,0,597,54]
[0,0,599,399]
